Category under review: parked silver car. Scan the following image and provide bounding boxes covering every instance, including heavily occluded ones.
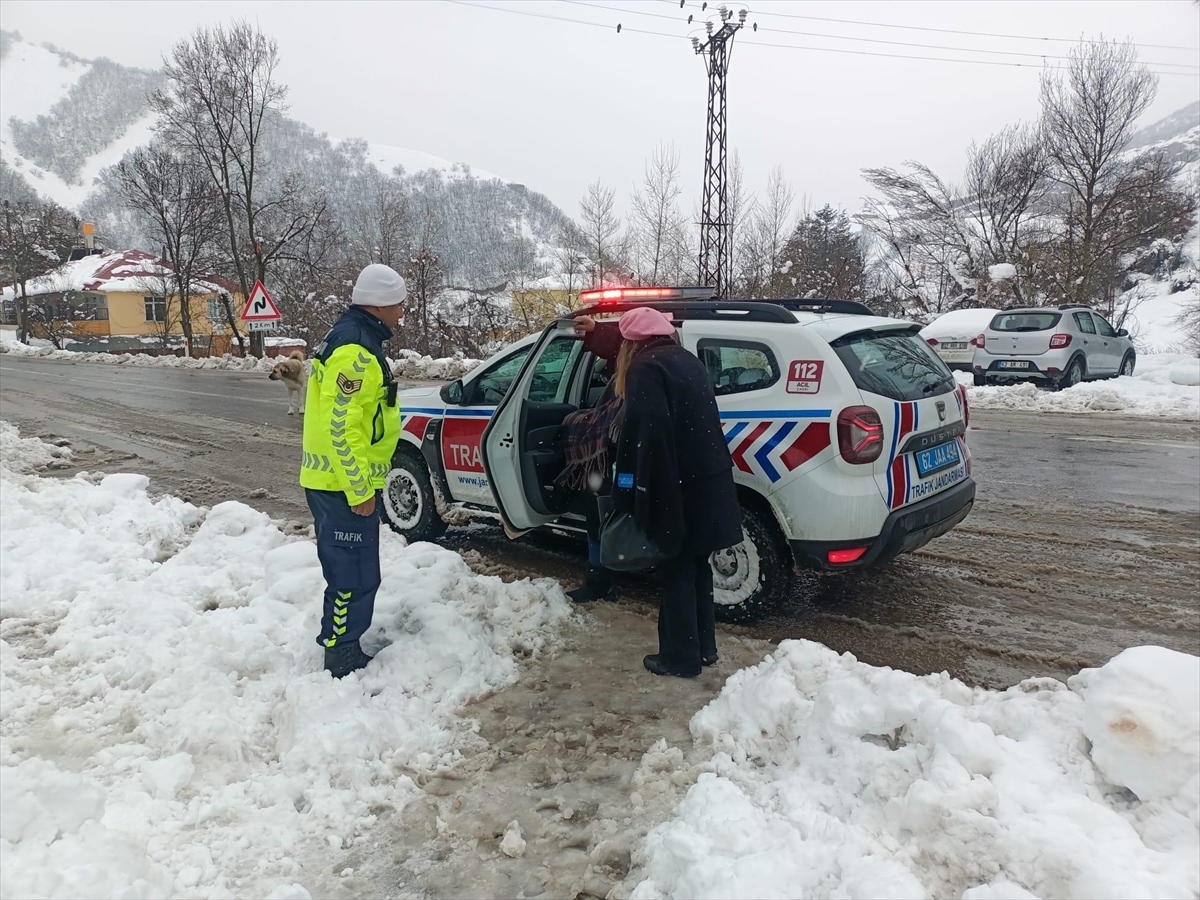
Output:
[971,306,1136,388]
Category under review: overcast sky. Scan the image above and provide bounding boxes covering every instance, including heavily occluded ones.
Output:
[3,0,1197,220]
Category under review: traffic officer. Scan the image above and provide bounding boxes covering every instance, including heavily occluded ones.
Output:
[300,264,405,678]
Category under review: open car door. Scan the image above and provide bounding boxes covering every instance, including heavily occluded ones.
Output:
[481,320,587,534]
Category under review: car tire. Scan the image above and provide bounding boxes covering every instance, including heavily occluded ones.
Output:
[1119,353,1136,377]
[710,503,789,624]
[1054,356,1085,391]
[380,447,447,543]
[972,372,987,387]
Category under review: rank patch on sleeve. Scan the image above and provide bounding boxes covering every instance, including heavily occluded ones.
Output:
[337,372,362,394]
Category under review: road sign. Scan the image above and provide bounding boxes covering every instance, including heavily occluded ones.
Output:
[240,280,281,321]
[247,320,277,332]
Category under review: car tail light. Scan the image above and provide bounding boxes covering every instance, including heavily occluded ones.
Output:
[970,333,986,348]
[837,406,884,464]
[1050,333,1072,348]
[926,337,939,347]
[828,546,868,564]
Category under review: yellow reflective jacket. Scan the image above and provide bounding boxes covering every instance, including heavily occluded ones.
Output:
[300,310,401,504]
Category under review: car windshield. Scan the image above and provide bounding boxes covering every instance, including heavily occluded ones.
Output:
[989,312,1062,332]
[831,327,955,402]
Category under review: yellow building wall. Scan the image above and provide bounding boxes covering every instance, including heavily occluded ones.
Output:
[103,290,241,336]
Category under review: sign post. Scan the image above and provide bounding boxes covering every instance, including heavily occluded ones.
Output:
[239,280,282,350]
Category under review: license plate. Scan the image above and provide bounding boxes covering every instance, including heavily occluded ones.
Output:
[942,341,968,350]
[998,360,1030,369]
[915,440,961,477]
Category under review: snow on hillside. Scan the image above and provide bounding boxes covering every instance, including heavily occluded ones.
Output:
[362,140,504,183]
[0,34,156,209]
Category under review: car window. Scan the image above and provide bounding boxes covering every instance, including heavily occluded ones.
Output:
[528,336,583,404]
[472,347,532,405]
[831,328,955,402]
[1073,312,1096,334]
[698,340,780,395]
[989,312,1062,332]
[1093,314,1117,337]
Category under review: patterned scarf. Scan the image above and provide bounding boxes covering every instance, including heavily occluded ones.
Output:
[558,387,625,491]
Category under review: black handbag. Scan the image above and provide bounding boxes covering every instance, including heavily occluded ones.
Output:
[597,495,666,572]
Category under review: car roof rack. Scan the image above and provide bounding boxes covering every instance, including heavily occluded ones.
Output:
[757,298,875,316]
[569,300,798,325]
[1056,304,1094,311]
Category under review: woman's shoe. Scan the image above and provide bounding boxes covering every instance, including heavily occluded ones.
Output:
[567,567,618,603]
[701,653,718,667]
[643,654,701,678]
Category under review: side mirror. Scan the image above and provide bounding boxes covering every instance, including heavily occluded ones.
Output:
[440,379,464,405]
[1116,328,1129,338]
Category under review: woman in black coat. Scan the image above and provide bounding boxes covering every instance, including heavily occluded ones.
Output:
[610,307,743,677]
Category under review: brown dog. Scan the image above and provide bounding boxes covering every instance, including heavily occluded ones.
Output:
[268,350,307,415]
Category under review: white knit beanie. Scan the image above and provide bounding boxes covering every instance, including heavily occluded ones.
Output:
[352,264,407,307]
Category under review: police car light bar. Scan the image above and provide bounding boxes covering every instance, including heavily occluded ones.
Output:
[579,286,716,305]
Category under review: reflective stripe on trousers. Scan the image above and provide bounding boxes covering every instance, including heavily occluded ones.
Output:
[305,488,381,648]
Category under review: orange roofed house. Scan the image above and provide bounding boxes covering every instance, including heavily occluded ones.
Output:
[0,249,246,355]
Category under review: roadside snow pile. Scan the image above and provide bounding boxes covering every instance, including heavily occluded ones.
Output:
[390,349,479,381]
[632,640,1200,900]
[962,353,1200,418]
[0,339,480,381]
[0,339,276,372]
[0,421,72,474]
[0,425,572,899]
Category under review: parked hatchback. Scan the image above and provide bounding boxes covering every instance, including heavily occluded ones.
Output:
[972,306,1136,388]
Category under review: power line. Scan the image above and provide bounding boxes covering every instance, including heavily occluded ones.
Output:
[666,0,1200,54]
[574,0,1198,69]
[446,1,1198,76]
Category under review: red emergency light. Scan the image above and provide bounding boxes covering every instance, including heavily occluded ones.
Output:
[578,286,714,305]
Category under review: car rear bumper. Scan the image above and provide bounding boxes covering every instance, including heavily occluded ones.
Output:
[973,349,1072,380]
[791,477,976,570]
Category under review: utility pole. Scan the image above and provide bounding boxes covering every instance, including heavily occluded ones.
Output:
[693,6,747,299]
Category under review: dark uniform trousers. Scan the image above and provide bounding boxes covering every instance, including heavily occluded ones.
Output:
[305,488,381,648]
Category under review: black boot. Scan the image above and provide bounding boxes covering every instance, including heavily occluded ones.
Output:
[702,653,718,667]
[567,566,618,604]
[643,654,701,678]
[324,640,374,679]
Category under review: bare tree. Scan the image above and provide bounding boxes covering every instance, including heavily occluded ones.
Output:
[152,21,327,357]
[629,143,689,285]
[553,222,587,312]
[726,149,749,290]
[111,141,223,356]
[579,180,622,288]
[133,270,184,351]
[962,124,1050,304]
[403,199,443,356]
[0,199,75,343]
[740,165,796,298]
[1038,39,1157,305]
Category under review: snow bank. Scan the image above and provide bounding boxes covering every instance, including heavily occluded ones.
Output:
[0,339,480,381]
[0,421,72,474]
[988,263,1017,281]
[960,353,1200,419]
[632,640,1200,900]
[0,425,572,898]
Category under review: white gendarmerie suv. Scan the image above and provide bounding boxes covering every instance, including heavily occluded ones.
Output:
[383,287,976,622]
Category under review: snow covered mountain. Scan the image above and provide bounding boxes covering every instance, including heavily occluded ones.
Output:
[0,30,508,208]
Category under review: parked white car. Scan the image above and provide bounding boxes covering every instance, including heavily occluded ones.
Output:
[971,306,1136,388]
[921,308,1000,371]
[383,288,976,622]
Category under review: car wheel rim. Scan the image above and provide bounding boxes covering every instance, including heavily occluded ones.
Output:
[1122,359,1132,376]
[711,539,760,607]
[384,468,422,529]
[1069,364,1081,385]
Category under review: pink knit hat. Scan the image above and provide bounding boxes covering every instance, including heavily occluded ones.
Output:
[619,307,675,341]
